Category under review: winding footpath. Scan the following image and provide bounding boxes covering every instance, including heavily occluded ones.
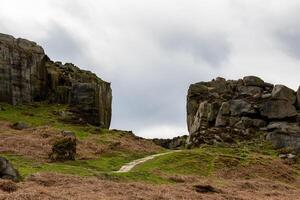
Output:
[116,151,181,173]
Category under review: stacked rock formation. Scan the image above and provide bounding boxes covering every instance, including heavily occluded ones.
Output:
[187,76,300,153]
[0,33,112,128]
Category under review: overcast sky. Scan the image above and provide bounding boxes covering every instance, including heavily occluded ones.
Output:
[1,0,300,138]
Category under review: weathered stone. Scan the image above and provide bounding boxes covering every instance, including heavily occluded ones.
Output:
[297,86,300,109]
[238,86,262,97]
[271,85,296,104]
[0,157,20,182]
[266,131,300,154]
[215,102,231,127]
[0,33,112,128]
[234,117,253,129]
[190,102,209,134]
[207,102,220,123]
[252,119,267,128]
[219,102,230,115]
[229,100,256,116]
[260,100,297,119]
[265,122,300,133]
[229,117,240,126]
[261,93,272,99]
[243,76,264,87]
[215,115,228,127]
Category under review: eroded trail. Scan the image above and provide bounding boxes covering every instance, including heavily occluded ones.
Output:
[116,151,180,173]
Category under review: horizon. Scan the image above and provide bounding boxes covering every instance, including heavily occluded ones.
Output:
[1,0,300,138]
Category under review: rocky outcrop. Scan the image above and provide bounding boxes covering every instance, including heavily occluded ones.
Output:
[0,33,112,128]
[187,76,300,153]
[152,135,188,149]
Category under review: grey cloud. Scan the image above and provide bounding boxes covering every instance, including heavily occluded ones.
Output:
[160,31,231,66]
[277,28,300,59]
[38,24,86,66]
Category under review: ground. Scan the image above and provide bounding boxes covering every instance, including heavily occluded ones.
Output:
[0,103,299,199]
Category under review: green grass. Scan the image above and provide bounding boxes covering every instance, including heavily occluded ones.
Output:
[1,151,150,179]
[109,142,288,183]
[0,103,102,139]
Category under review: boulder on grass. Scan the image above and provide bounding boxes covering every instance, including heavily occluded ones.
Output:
[0,157,20,182]
[49,135,77,161]
[11,122,30,130]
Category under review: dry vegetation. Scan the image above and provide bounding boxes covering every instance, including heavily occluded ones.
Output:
[0,121,161,161]
[0,173,299,200]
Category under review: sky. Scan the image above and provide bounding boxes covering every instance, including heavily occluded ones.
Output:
[1,0,300,138]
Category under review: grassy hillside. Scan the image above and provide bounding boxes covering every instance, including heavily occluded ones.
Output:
[0,103,299,186]
[112,142,300,184]
[0,103,163,179]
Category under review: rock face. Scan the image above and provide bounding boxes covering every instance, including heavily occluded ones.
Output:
[0,33,112,128]
[187,76,300,153]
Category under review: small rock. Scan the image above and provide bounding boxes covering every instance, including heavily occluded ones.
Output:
[279,154,296,159]
[11,122,30,130]
[193,185,220,193]
[61,130,76,138]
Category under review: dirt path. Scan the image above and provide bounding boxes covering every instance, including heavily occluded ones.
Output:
[116,151,180,173]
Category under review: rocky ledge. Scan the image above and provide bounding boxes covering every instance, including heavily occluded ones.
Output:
[187,76,300,154]
[0,33,112,128]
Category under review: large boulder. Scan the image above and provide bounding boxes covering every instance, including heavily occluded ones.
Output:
[271,85,296,104]
[265,122,300,154]
[243,76,264,87]
[0,33,112,128]
[0,157,20,182]
[229,100,256,116]
[238,86,262,97]
[260,100,297,119]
